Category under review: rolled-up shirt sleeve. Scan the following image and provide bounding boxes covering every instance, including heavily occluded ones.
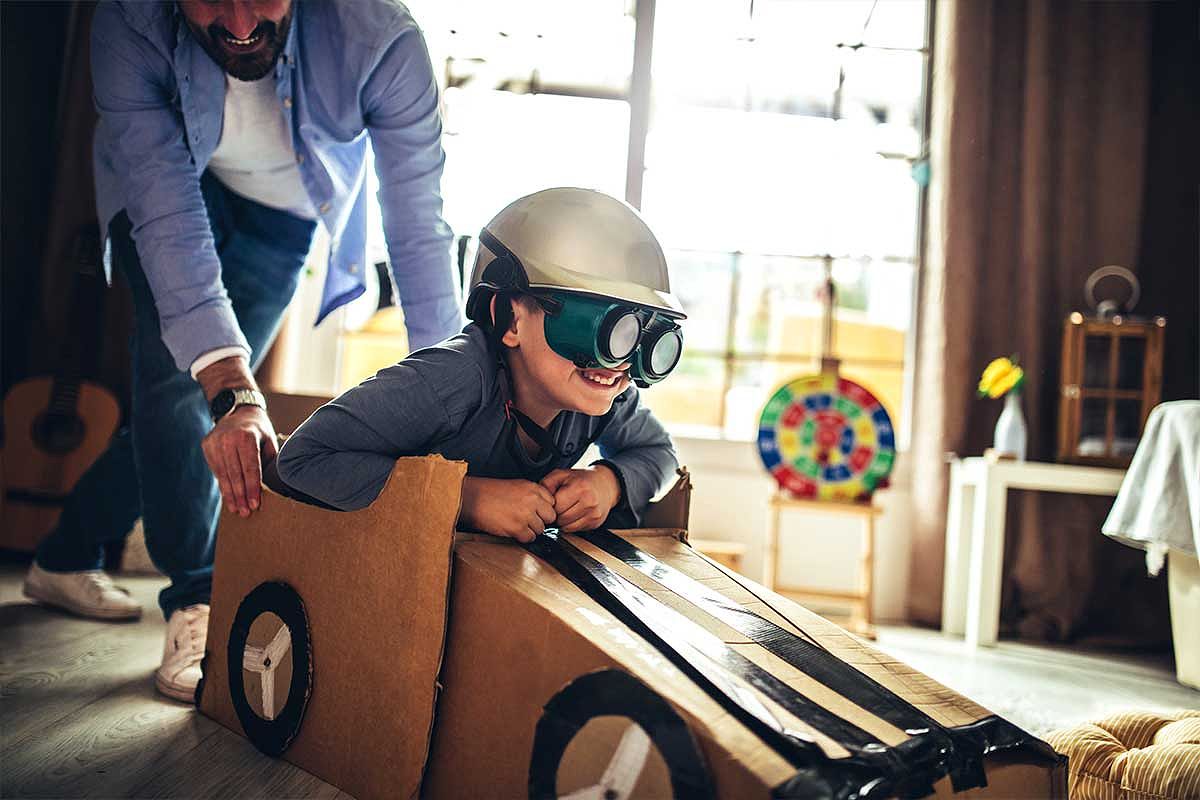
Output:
[91,4,248,372]
[594,387,679,527]
[363,25,462,351]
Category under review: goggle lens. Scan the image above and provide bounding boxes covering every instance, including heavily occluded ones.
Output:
[648,329,683,376]
[605,312,642,361]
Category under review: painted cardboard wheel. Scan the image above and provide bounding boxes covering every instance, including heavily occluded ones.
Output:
[529,669,714,800]
[227,581,313,757]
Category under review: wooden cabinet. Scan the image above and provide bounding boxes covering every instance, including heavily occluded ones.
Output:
[1057,312,1165,467]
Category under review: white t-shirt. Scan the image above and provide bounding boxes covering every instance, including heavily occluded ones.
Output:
[207,75,317,221]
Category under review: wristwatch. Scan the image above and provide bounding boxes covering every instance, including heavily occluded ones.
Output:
[209,388,267,423]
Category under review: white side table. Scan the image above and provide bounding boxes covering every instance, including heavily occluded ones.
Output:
[941,458,1126,647]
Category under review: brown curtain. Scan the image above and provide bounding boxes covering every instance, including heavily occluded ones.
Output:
[908,0,1176,644]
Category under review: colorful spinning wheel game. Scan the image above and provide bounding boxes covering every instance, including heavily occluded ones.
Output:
[757,373,895,502]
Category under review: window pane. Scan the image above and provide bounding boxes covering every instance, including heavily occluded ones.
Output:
[730,256,912,360]
[639,354,727,435]
[733,255,824,357]
[1117,336,1145,390]
[641,111,919,258]
[408,1,634,97]
[839,48,926,135]
[440,90,630,239]
[665,250,734,353]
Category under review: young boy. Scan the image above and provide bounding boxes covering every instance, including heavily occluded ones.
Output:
[276,188,686,542]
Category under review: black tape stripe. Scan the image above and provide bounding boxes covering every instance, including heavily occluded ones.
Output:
[579,530,976,785]
[577,530,1062,795]
[526,534,918,800]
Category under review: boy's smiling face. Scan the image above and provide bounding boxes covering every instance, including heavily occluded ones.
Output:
[501,297,630,423]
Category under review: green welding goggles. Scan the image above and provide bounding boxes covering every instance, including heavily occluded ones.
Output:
[532,291,684,387]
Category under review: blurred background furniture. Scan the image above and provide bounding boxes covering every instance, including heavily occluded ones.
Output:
[1056,271,1166,467]
[942,457,1126,648]
[1103,401,1200,689]
[765,492,879,638]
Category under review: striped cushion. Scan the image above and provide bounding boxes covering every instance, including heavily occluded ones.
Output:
[1048,711,1200,799]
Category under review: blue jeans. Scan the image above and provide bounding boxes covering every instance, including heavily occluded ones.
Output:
[36,174,317,619]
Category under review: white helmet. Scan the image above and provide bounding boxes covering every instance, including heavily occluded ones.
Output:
[465,187,684,322]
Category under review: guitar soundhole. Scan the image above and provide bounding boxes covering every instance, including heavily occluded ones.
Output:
[32,412,86,455]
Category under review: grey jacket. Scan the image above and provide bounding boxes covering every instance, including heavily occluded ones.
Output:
[276,324,678,526]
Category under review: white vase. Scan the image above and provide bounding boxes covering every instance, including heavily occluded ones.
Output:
[993,391,1028,460]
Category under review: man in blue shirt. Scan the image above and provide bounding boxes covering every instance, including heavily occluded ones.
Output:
[23,0,462,702]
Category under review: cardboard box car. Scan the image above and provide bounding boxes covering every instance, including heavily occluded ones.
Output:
[199,454,1064,799]
[423,528,1065,799]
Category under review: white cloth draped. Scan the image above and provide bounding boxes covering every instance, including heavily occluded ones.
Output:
[1103,401,1200,575]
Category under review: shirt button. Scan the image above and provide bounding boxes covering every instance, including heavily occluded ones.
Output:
[283,97,293,108]
[319,202,331,214]
[348,263,360,275]
[296,153,305,164]
[565,443,576,454]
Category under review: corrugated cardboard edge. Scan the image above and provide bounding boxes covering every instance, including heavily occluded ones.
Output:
[198,454,466,800]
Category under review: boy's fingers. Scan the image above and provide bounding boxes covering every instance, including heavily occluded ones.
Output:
[551,482,584,512]
[539,469,572,493]
[554,498,587,529]
[534,496,557,525]
[535,483,556,507]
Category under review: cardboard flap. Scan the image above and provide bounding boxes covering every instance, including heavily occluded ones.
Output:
[199,455,467,800]
[640,467,692,532]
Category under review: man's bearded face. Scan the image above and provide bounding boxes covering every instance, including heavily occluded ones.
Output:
[179,0,294,82]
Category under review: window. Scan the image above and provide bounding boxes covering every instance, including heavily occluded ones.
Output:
[391,0,930,442]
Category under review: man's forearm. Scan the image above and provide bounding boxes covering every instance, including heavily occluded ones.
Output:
[196,355,258,403]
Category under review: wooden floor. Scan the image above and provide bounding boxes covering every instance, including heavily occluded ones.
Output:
[0,561,342,799]
[2,558,1197,799]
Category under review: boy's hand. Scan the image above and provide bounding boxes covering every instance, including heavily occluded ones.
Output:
[459,476,556,543]
[540,466,622,533]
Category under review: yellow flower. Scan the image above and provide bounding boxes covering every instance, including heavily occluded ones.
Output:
[978,357,1014,395]
[978,357,1024,398]
[988,366,1024,397]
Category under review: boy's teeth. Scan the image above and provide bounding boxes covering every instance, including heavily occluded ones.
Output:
[582,370,618,386]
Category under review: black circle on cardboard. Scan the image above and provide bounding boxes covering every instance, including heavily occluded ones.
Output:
[528,669,714,800]
[227,581,313,757]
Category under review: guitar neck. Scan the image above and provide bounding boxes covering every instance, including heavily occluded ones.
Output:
[48,224,106,416]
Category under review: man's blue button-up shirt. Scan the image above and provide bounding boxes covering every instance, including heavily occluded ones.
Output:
[91,0,463,372]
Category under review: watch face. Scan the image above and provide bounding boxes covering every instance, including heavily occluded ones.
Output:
[211,389,236,419]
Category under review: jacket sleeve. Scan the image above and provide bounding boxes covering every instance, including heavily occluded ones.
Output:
[593,388,680,527]
[92,4,249,372]
[276,353,480,511]
[362,25,463,351]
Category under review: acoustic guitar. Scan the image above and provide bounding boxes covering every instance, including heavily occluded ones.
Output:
[1,226,120,552]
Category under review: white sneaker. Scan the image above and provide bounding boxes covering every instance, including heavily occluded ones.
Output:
[22,563,143,620]
[155,604,209,703]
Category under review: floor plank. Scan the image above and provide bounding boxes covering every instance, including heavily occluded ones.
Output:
[2,678,214,798]
[129,724,342,800]
[1,563,338,799]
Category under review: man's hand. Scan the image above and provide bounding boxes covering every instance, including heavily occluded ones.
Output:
[459,476,556,543]
[202,405,278,517]
[196,355,273,517]
[539,465,622,534]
